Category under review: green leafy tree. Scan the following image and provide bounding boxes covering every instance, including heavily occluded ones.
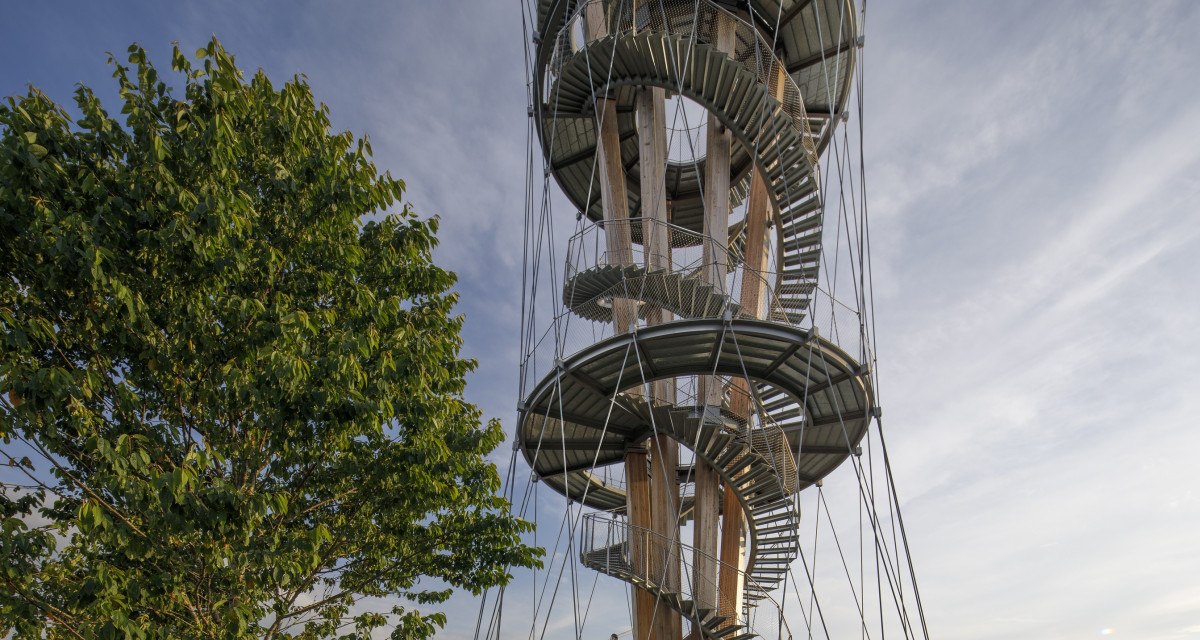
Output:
[0,39,539,638]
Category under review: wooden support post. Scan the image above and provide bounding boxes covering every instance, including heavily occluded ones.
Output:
[693,12,737,620]
[720,63,789,624]
[639,85,682,640]
[585,9,654,640]
[625,447,655,640]
[716,174,770,628]
[583,3,638,336]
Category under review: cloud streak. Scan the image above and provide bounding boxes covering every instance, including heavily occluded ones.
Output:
[2,1,1198,638]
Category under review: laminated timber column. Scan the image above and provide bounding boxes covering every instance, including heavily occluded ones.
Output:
[715,171,767,623]
[583,7,653,640]
[638,85,682,640]
[719,64,790,624]
[694,11,737,618]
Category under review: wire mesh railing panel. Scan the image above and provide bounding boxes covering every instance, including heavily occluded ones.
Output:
[563,217,796,321]
[581,512,793,639]
[547,0,819,169]
[519,221,867,406]
[673,381,799,496]
[500,0,933,638]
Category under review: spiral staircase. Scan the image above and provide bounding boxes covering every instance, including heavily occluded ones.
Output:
[518,1,867,638]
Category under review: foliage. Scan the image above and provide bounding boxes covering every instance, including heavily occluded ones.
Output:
[0,39,539,638]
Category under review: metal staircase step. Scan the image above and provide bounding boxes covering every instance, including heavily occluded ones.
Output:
[713,624,747,638]
[757,523,797,536]
[764,395,797,414]
[751,508,794,523]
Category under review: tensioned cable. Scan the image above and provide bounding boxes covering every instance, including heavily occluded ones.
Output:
[532,340,639,639]
[844,4,888,636]
[849,3,929,638]
[478,1,540,636]
[806,478,823,640]
[504,0,617,631]
[785,335,914,638]
[795,345,918,639]
[818,486,874,640]
[787,7,892,633]
[786,18,920,616]
[505,3,926,640]
[878,419,929,640]
[518,4,631,637]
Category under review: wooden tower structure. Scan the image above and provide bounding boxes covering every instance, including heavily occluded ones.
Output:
[488,2,929,639]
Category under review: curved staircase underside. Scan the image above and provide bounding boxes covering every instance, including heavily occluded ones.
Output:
[518,319,874,599]
[520,2,867,636]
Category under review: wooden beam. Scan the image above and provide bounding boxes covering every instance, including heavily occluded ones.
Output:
[720,62,790,628]
[638,83,682,640]
[625,449,656,640]
[584,5,654,638]
[694,13,737,619]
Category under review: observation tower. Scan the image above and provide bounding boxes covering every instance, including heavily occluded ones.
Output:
[480,2,930,639]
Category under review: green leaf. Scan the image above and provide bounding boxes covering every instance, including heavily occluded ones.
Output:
[0,36,541,639]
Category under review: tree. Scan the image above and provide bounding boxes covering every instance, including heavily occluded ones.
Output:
[0,39,540,638]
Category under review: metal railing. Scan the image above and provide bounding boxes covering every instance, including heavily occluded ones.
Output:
[581,512,794,639]
[670,381,799,497]
[565,216,718,276]
[719,383,800,496]
[549,0,819,169]
[563,217,805,329]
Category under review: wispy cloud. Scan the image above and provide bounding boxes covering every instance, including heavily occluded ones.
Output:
[3,2,1198,639]
[861,2,1200,639]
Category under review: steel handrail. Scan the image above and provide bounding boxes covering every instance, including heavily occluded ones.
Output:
[564,217,804,328]
[548,0,818,166]
[581,511,793,638]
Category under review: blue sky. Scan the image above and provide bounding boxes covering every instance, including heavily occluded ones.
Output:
[2,2,1199,639]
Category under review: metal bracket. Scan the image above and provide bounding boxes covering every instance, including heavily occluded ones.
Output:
[691,404,724,425]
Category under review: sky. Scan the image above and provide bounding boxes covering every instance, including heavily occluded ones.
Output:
[2,1,1199,639]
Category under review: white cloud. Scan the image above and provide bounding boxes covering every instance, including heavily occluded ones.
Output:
[5,1,1199,639]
